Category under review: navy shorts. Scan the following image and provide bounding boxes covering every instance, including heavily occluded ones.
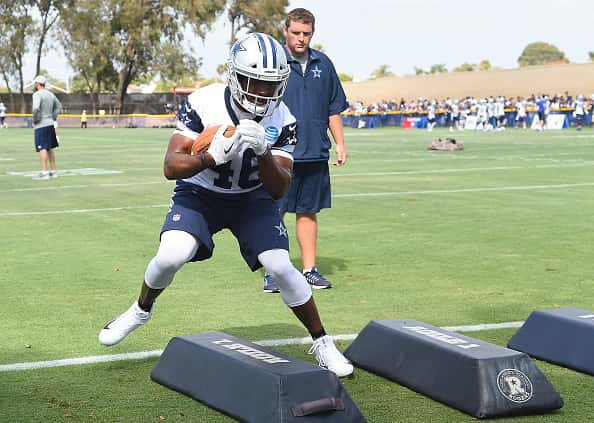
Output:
[278,161,331,214]
[34,125,59,152]
[161,183,289,271]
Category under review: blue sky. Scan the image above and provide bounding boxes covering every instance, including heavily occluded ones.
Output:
[27,0,594,83]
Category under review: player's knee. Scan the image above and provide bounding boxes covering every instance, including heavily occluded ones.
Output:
[259,249,312,307]
[278,270,312,307]
[145,230,198,289]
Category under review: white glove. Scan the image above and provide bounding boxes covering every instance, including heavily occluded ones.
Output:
[206,125,241,166]
[237,119,269,155]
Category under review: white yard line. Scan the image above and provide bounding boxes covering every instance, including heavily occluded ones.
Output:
[4,162,594,194]
[0,205,168,216]
[333,182,594,198]
[0,321,524,372]
[332,163,594,177]
[0,181,167,193]
[2,182,594,216]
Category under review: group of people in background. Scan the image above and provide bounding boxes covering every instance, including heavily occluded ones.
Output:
[349,93,594,131]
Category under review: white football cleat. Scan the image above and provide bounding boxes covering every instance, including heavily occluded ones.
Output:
[309,335,354,377]
[99,301,152,346]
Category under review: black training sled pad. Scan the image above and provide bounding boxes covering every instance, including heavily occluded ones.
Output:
[508,308,594,375]
[151,332,366,422]
[344,320,562,418]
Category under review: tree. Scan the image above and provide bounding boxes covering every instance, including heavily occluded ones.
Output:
[58,0,226,113]
[370,65,394,79]
[478,59,491,71]
[337,72,352,82]
[589,51,594,62]
[112,0,228,112]
[517,42,567,67]
[154,75,200,92]
[227,0,288,45]
[312,43,324,52]
[414,67,426,75]
[216,63,227,77]
[31,0,62,77]
[453,62,476,72]
[429,64,447,74]
[0,0,33,102]
[59,1,119,112]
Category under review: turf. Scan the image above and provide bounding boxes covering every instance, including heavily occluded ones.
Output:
[1,126,594,422]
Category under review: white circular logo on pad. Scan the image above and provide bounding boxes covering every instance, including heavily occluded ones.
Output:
[497,369,533,403]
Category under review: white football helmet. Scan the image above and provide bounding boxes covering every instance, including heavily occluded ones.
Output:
[227,33,290,116]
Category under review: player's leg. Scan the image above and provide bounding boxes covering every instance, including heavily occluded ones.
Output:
[39,149,48,172]
[296,212,317,271]
[47,149,57,177]
[236,195,352,377]
[33,127,51,179]
[258,249,353,377]
[295,212,330,289]
[263,198,291,293]
[99,230,199,346]
[294,162,332,288]
[33,149,50,180]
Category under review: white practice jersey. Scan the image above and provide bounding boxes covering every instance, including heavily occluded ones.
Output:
[574,99,586,115]
[477,103,488,120]
[175,83,297,194]
[451,103,459,117]
[516,101,526,117]
[487,101,495,118]
[495,101,505,117]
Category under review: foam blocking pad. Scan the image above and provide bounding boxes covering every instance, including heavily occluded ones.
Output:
[508,308,594,375]
[151,332,366,423]
[344,320,563,418]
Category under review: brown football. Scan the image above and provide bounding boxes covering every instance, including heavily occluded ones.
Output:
[191,125,236,156]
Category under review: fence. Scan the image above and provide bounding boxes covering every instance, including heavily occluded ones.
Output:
[0,92,179,115]
[2,109,591,130]
[3,113,176,129]
[341,109,593,129]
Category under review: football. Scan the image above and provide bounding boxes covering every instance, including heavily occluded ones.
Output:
[191,125,236,155]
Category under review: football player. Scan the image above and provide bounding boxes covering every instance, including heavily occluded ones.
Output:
[573,95,586,131]
[98,32,353,378]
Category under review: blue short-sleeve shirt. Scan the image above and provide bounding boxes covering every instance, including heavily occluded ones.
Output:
[282,48,348,162]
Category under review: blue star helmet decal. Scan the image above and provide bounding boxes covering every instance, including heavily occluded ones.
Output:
[232,41,246,57]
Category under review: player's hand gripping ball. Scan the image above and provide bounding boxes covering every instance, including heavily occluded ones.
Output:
[191,125,236,155]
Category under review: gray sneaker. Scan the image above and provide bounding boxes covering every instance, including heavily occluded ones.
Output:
[303,267,332,289]
[263,273,280,293]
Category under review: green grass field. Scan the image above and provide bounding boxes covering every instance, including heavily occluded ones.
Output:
[1,126,594,422]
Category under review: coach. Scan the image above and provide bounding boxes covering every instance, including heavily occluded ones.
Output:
[264,8,348,292]
[32,75,61,180]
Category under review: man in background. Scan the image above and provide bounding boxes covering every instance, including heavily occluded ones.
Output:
[32,75,62,180]
[0,101,7,128]
[81,109,88,128]
[263,8,348,293]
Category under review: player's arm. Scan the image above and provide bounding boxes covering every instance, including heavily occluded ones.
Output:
[258,153,292,200]
[163,133,215,180]
[32,93,41,124]
[329,114,347,166]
